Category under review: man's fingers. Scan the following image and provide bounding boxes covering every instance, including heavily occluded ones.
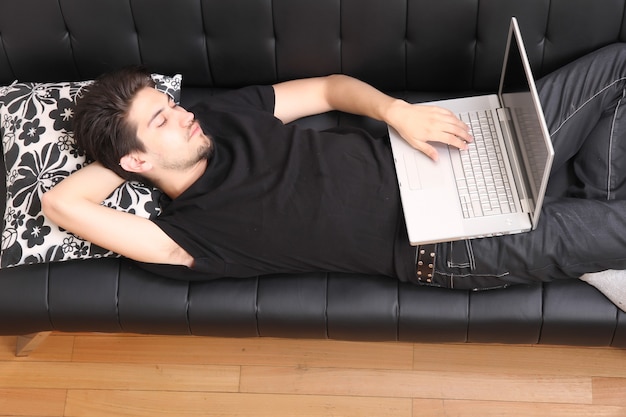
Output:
[395,104,474,159]
[427,108,473,144]
[426,126,472,150]
[414,142,439,161]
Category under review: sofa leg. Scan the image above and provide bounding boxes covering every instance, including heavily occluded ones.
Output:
[16,332,52,357]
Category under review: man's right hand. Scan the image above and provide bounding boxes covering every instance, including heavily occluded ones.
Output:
[384,101,473,161]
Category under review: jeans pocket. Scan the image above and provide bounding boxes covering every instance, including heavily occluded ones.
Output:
[436,239,511,290]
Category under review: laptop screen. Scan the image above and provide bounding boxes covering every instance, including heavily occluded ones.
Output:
[499,20,553,218]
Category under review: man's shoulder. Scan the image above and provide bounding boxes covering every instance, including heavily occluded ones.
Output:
[198,85,275,113]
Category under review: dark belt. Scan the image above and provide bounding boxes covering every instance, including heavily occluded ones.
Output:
[416,243,437,283]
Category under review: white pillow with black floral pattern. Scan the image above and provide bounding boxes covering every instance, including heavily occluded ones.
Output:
[0,74,181,268]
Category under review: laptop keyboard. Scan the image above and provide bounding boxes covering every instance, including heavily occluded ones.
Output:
[451,110,516,218]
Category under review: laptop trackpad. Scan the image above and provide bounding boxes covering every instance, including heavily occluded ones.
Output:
[406,143,450,189]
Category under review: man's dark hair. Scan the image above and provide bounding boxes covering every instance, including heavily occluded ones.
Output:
[73,66,155,181]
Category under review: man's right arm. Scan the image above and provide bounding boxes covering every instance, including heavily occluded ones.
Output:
[42,162,193,267]
[273,75,472,161]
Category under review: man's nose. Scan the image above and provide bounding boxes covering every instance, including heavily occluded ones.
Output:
[179,108,194,126]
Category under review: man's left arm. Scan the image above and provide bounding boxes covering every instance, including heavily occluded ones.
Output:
[273,74,472,161]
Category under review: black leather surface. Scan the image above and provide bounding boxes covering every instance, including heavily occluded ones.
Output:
[1,0,626,346]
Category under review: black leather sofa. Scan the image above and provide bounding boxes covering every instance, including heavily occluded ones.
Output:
[1,0,626,351]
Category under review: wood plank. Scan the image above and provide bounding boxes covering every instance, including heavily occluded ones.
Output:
[240,365,592,404]
[0,362,240,392]
[412,344,626,377]
[72,335,414,370]
[414,399,626,417]
[1,334,624,417]
[593,377,626,406]
[410,399,449,417]
[64,391,412,417]
[0,389,67,417]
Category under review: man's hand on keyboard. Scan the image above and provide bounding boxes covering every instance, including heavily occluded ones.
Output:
[386,102,473,161]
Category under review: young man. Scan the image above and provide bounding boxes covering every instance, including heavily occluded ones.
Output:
[43,44,626,310]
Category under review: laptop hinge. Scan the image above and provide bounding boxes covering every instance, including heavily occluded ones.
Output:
[496,107,511,122]
[520,197,533,214]
[495,106,533,215]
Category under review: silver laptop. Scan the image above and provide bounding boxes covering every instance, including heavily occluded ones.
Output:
[389,17,554,245]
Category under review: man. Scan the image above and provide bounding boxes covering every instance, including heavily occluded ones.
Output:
[42,44,626,310]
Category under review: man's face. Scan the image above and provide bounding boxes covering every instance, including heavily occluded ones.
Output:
[127,87,212,172]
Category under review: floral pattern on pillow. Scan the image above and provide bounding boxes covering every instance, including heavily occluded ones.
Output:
[0,74,182,268]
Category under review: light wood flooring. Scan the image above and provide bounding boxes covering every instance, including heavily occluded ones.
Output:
[0,333,625,416]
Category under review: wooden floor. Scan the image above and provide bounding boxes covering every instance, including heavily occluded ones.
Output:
[0,334,625,417]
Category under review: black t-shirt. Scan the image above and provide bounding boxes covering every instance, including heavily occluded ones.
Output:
[140,85,415,282]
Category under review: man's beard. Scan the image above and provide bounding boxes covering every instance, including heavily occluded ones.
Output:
[159,135,214,172]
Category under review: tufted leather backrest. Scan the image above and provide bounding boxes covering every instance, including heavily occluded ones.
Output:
[1,0,626,92]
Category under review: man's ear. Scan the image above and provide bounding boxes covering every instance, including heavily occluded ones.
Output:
[119,153,152,174]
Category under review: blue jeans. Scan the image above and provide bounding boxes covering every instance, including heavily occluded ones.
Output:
[431,43,626,290]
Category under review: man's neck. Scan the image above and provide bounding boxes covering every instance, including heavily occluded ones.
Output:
[153,159,208,199]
